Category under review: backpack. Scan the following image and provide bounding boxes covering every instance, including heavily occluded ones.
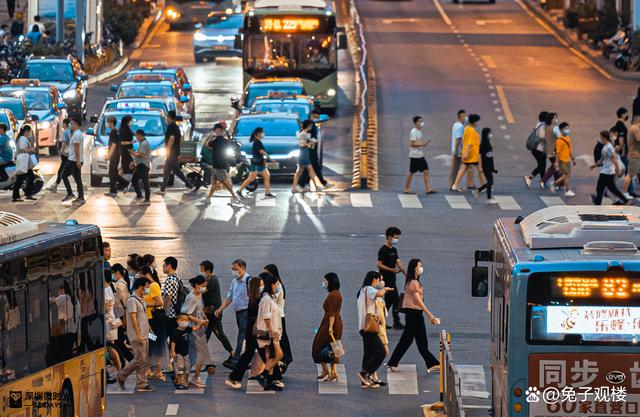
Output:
[173,277,189,315]
[526,127,541,151]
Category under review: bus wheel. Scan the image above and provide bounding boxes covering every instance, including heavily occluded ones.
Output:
[60,382,74,417]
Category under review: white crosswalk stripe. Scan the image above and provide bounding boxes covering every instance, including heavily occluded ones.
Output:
[318,364,348,394]
[397,194,422,208]
[445,195,472,209]
[165,404,179,415]
[540,196,565,206]
[494,196,521,210]
[350,193,372,207]
[387,364,419,395]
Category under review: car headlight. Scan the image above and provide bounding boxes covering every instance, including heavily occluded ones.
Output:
[96,146,108,159]
[193,32,207,42]
[226,147,235,158]
[39,121,51,129]
[63,90,76,100]
[327,88,336,97]
[151,148,166,158]
[166,7,180,20]
[287,149,300,158]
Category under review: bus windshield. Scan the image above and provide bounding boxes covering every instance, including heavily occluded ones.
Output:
[527,273,640,345]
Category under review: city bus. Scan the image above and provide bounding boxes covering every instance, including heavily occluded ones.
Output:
[0,213,105,417]
[242,0,347,112]
[471,205,640,417]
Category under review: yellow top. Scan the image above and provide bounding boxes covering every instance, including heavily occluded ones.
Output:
[555,136,572,163]
[144,281,162,319]
[462,126,480,163]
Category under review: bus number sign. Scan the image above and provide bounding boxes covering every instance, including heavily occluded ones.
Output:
[260,17,320,32]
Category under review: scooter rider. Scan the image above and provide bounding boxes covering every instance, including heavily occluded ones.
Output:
[0,124,14,181]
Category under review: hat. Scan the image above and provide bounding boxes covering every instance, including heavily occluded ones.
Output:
[189,275,206,287]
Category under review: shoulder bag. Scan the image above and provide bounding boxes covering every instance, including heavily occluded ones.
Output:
[362,287,381,333]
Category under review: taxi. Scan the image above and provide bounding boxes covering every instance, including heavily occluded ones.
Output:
[87,107,171,186]
[232,78,306,113]
[251,94,328,122]
[124,62,195,122]
[0,94,39,148]
[110,74,190,116]
[0,108,19,139]
[0,79,67,154]
[230,112,305,175]
[193,11,243,63]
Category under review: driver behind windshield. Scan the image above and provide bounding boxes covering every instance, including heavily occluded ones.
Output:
[0,123,14,181]
[308,46,328,66]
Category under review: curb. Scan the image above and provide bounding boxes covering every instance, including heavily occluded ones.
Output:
[87,9,163,86]
[519,0,640,81]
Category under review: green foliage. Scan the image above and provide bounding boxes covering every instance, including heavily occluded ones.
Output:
[103,0,149,46]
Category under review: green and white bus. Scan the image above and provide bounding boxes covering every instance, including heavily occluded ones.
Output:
[242,0,347,112]
[472,206,640,417]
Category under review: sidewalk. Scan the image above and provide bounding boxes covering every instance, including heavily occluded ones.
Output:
[521,0,640,81]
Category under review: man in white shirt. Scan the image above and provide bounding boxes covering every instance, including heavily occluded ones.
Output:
[449,109,474,188]
[61,117,85,205]
[404,116,437,194]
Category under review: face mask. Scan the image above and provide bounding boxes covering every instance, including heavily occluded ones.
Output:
[274,285,281,294]
[199,287,206,294]
[322,280,328,289]
[488,134,493,139]
[563,129,570,136]
[464,116,469,124]
[391,238,399,245]
[144,288,150,295]
[231,269,240,278]
[418,121,425,128]
[178,321,188,328]
[417,267,424,275]
[376,280,385,290]
[259,286,264,293]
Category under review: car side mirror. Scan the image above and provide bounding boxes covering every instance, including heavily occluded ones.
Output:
[194,23,203,29]
[89,115,98,124]
[318,114,330,123]
[110,83,118,92]
[183,83,192,91]
[180,96,189,103]
[471,267,489,297]
[230,96,240,111]
[79,73,88,81]
[86,127,95,136]
[337,27,347,50]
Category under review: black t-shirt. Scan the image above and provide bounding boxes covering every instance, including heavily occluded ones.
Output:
[613,121,628,154]
[594,141,604,164]
[377,244,399,286]
[165,121,182,155]
[251,140,265,165]
[209,136,229,169]
[171,327,193,356]
[108,129,121,162]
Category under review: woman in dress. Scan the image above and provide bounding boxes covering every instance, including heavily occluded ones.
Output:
[255,273,284,391]
[264,264,292,370]
[142,266,168,381]
[292,120,322,193]
[312,272,342,382]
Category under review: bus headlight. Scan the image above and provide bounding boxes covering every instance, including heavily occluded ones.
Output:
[151,148,166,158]
[193,32,207,42]
[287,149,300,158]
[166,7,180,20]
[226,147,235,158]
[96,146,108,159]
[327,88,336,97]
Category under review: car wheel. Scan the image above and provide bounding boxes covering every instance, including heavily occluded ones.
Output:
[49,145,59,156]
[59,382,74,417]
[90,172,102,187]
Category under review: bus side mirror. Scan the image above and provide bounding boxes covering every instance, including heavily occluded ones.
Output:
[337,27,347,50]
[472,266,489,297]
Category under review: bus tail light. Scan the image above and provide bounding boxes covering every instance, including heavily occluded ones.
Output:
[513,403,523,412]
[513,387,523,397]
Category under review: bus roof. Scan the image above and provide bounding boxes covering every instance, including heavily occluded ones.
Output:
[0,213,100,262]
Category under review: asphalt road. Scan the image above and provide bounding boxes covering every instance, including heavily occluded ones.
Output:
[1,0,637,416]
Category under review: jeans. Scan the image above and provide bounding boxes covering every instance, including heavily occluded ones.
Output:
[387,309,440,368]
[478,171,494,199]
[593,174,628,205]
[108,157,128,194]
[541,157,560,184]
[232,309,248,364]
[62,161,83,199]
[131,164,150,200]
[530,149,546,179]
[118,339,150,388]
[359,330,386,374]
[161,154,192,191]
[384,282,401,325]
[205,312,233,353]
[13,169,34,199]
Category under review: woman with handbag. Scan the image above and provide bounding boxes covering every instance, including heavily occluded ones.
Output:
[255,273,284,391]
[12,124,37,202]
[142,266,168,381]
[182,275,211,388]
[357,271,392,388]
[387,259,441,374]
[264,264,292,369]
[312,272,343,382]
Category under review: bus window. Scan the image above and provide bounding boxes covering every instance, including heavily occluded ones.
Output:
[26,254,50,374]
[48,276,78,366]
[0,261,28,383]
[50,243,75,277]
[78,269,103,354]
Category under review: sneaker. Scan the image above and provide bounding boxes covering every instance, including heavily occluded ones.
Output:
[72,198,85,206]
[427,365,441,374]
[539,181,545,190]
[565,190,576,197]
[549,183,557,193]
[623,192,633,200]
[237,189,245,198]
[472,189,480,200]
[524,176,532,189]
[222,359,235,370]
[46,184,57,193]
[228,197,241,205]
[104,192,117,197]
[315,185,324,192]
[272,380,285,388]
[323,182,334,189]
[137,385,157,392]
[224,379,242,389]
[487,198,499,204]
[450,186,464,192]
[374,380,387,387]
[357,371,372,386]
[25,196,37,201]
[175,384,189,391]
[132,197,144,204]
[62,194,75,202]
[157,190,166,195]
[386,365,399,372]
[264,192,276,198]
[141,199,151,205]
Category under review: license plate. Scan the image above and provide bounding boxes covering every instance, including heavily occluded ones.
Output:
[266,162,279,170]
[213,45,228,50]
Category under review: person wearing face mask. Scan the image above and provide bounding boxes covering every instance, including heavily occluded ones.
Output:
[117,278,156,392]
[451,114,483,192]
[474,128,499,204]
[540,112,561,190]
[170,313,203,390]
[12,124,37,202]
[142,265,168,382]
[264,264,292,370]
[237,127,275,199]
[387,259,441,375]
[591,131,629,205]
[550,122,575,197]
[377,226,405,329]
[312,272,343,382]
[161,256,184,342]
[255,273,285,391]
[215,259,250,369]
[181,275,211,388]
[404,115,436,195]
[622,112,640,199]
[524,112,548,190]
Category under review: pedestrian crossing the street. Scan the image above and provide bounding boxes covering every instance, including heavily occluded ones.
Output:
[317,364,348,394]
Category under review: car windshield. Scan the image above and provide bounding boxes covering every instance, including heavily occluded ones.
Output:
[106,100,172,113]
[234,117,299,137]
[118,84,174,98]
[246,85,304,107]
[205,14,243,28]
[100,114,165,137]
[0,113,9,127]
[13,91,51,111]
[0,101,24,119]
[253,102,310,120]
[26,62,75,82]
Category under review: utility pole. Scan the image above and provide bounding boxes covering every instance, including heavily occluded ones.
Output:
[75,0,86,63]
[56,0,64,42]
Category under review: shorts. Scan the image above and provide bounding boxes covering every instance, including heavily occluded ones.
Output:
[627,158,640,177]
[250,164,266,173]
[175,354,190,375]
[212,168,229,181]
[463,161,478,166]
[409,157,429,173]
[558,161,571,175]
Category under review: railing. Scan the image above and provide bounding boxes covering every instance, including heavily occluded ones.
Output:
[342,0,379,190]
[440,330,466,417]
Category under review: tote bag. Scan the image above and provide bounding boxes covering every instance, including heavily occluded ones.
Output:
[15,153,29,175]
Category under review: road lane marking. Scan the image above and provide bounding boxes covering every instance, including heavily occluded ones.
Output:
[540,196,565,206]
[432,0,453,26]
[446,195,471,209]
[458,365,490,399]
[247,379,276,394]
[475,19,512,26]
[387,364,419,395]
[495,86,515,124]
[481,55,497,68]
[318,364,348,394]
[165,404,179,415]
[514,0,613,80]
[350,193,372,207]
[382,18,418,24]
[495,196,521,210]
[175,375,208,394]
[398,194,423,208]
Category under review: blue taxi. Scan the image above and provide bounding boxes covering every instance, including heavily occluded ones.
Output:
[111,74,190,117]
[232,78,306,113]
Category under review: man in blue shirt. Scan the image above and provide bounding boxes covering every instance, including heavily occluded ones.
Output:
[215,259,250,369]
[0,123,14,181]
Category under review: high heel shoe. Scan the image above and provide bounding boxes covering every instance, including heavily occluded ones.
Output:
[317,372,330,381]
[327,373,339,383]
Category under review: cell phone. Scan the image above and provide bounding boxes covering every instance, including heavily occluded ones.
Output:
[148,331,157,341]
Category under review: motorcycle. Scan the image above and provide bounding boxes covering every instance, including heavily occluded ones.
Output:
[0,166,45,194]
[603,26,629,60]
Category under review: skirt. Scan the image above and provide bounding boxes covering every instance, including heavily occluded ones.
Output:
[189,330,212,365]
[298,147,311,166]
